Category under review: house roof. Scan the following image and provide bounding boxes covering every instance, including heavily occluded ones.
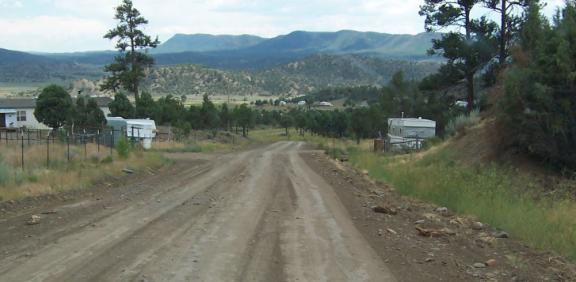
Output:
[0,97,113,109]
[0,99,36,109]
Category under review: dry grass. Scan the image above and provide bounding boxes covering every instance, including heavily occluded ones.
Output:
[0,142,167,201]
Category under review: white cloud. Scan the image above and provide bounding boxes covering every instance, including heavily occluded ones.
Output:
[0,16,112,52]
[0,0,568,52]
[0,0,23,8]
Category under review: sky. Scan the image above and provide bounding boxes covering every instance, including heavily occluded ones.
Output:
[0,0,567,52]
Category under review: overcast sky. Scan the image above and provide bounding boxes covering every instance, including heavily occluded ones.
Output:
[0,0,566,52]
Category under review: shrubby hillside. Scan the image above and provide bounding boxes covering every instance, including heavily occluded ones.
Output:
[143,54,440,97]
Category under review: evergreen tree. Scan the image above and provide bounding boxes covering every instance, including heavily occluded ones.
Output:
[101,0,160,102]
[85,98,106,128]
[135,92,157,119]
[420,0,494,112]
[109,93,134,118]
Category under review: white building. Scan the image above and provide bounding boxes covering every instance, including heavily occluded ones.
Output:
[387,117,436,150]
[0,97,112,129]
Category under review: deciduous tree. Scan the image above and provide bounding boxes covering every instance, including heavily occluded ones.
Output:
[34,85,73,129]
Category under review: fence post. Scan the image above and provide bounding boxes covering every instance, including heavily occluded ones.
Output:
[46,135,50,168]
[21,134,24,170]
[110,129,114,157]
[82,129,88,160]
[67,132,70,163]
[97,130,100,153]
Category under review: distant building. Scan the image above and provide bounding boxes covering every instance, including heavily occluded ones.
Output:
[318,101,333,107]
[454,100,469,108]
[279,101,287,106]
[0,97,112,129]
[387,117,436,150]
[297,101,307,106]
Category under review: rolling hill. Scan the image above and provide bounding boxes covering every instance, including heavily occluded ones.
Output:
[143,54,440,97]
[0,48,102,83]
[151,34,266,54]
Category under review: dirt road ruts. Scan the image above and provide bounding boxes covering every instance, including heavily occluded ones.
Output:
[0,142,396,282]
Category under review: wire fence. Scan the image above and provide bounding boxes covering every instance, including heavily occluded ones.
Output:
[0,127,173,170]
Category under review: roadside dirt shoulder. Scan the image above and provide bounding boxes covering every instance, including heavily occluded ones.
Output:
[301,152,576,282]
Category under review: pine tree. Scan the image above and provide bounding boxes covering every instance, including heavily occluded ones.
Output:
[101,0,160,102]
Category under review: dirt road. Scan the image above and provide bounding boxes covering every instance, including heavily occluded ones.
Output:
[0,142,396,282]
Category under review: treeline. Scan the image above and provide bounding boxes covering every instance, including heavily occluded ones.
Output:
[34,85,106,130]
[109,71,460,142]
[496,1,576,169]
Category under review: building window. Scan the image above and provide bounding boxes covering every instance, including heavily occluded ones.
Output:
[17,111,26,122]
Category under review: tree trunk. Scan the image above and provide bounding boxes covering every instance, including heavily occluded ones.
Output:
[500,0,507,65]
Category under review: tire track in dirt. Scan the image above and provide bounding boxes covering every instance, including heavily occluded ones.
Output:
[0,142,396,282]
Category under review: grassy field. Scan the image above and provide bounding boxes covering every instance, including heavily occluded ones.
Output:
[0,84,43,97]
[0,143,167,201]
[181,94,281,106]
[250,128,576,260]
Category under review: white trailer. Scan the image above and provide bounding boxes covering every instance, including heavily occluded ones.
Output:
[125,119,157,149]
[387,118,436,150]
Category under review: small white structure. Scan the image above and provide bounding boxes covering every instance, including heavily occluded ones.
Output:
[387,117,436,150]
[318,101,333,107]
[454,100,469,108]
[279,101,287,106]
[297,101,307,106]
[106,117,157,149]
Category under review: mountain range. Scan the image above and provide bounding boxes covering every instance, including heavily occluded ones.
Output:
[0,30,442,96]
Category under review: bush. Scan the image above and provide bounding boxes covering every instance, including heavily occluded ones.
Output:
[445,109,480,137]
[101,156,114,164]
[116,136,131,159]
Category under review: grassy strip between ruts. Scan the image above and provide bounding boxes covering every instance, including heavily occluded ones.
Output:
[251,128,576,260]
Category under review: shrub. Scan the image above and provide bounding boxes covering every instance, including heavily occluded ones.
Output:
[116,136,131,159]
[445,109,480,137]
[101,156,114,164]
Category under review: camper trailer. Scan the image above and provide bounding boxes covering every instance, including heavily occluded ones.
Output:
[387,118,436,150]
[106,117,157,149]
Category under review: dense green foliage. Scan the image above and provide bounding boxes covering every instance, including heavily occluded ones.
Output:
[498,0,576,169]
[109,93,135,118]
[101,0,159,102]
[34,85,74,129]
[72,96,106,129]
[34,85,106,130]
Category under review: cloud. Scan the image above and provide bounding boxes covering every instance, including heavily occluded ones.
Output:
[0,0,22,8]
[0,16,112,52]
[0,0,567,52]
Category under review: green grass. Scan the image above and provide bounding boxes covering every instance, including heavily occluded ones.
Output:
[349,147,576,260]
